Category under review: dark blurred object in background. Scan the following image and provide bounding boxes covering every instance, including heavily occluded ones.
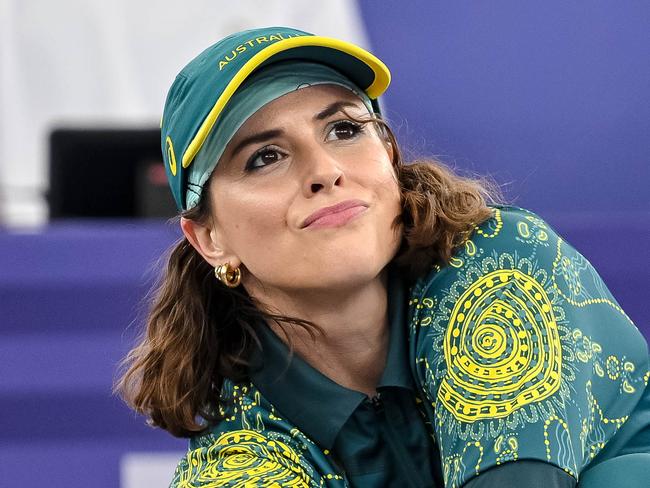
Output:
[48,128,176,219]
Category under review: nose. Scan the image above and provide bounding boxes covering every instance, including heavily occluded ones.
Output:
[301,147,345,197]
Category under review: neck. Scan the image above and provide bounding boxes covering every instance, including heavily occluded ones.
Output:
[248,271,390,397]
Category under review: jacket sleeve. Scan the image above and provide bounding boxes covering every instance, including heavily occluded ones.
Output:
[409,205,649,488]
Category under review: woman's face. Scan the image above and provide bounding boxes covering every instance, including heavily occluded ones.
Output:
[205,84,402,294]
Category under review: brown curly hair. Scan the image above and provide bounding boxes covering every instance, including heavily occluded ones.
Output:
[115,114,501,437]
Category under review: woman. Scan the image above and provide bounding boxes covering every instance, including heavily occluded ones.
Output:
[117,27,650,487]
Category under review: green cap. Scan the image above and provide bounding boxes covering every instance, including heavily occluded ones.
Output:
[161,26,391,211]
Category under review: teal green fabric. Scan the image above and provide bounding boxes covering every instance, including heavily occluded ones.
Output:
[579,453,650,487]
[169,266,439,487]
[160,26,386,211]
[168,206,650,487]
[170,381,345,486]
[410,205,650,487]
[464,460,575,488]
[246,265,439,487]
[188,61,374,210]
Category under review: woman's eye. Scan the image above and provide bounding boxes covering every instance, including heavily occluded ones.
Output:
[327,121,363,141]
[246,148,283,170]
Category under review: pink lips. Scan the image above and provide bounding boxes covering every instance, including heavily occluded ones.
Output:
[301,199,369,229]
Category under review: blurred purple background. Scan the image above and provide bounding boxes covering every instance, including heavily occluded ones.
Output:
[2,3,649,487]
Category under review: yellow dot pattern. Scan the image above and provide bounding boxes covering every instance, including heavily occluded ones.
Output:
[473,208,503,238]
[551,238,633,325]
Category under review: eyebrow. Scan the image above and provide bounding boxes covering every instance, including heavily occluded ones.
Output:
[314,100,360,120]
[228,100,363,159]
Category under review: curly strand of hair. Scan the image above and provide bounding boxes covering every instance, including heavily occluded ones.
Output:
[395,160,499,279]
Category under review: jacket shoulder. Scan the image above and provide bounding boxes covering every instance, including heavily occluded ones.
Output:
[410,204,563,296]
[169,380,345,487]
[407,205,649,487]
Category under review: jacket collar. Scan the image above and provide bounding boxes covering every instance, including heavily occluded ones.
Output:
[248,265,414,449]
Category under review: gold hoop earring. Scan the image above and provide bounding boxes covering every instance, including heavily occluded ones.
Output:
[215,263,241,288]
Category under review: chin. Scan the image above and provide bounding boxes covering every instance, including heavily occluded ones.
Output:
[249,225,402,292]
[302,242,398,288]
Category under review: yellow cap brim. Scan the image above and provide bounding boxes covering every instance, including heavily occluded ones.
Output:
[181,36,391,169]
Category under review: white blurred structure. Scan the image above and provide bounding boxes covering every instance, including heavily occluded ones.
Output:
[120,452,185,488]
[0,0,369,227]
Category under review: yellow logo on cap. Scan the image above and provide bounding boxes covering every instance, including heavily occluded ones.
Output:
[218,32,305,70]
[166,136,177,176]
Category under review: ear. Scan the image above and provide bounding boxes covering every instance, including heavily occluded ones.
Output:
[180,217,241,270]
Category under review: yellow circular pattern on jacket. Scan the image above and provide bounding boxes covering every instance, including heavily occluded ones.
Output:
[184,430,311,487]
[440,269,562,422]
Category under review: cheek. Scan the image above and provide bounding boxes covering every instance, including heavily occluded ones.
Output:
[374,156,403,242]
[361,149,401,213]
[349,147,403,248]
[213,183,289,257]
